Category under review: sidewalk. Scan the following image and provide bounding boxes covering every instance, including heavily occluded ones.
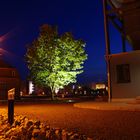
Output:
[74,101,140,111]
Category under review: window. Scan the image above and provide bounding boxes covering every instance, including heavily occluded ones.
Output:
[12,71,16,77]
[116,64,130,83]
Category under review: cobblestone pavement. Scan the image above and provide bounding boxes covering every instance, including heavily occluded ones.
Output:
[1,102,140,139]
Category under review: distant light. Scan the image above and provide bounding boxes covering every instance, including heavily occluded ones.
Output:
[72,85,75,89]
[78,86,81,89]
[106,87,108,91]
[84,91,86,95]
[20,91,23,96]
[29,81,34,94]
[96,84,105,89]
[67,99,74,103]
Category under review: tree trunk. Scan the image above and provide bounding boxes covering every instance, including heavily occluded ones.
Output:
[51,91,55,100]
[50,86,56,100]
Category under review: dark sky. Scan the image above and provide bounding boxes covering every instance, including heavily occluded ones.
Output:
[0,0,132,84]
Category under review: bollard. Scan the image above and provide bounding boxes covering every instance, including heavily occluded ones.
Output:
[8,99,14,125]
[8,88,15,125]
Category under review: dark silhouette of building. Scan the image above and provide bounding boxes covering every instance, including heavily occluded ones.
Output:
[0,59,20,100]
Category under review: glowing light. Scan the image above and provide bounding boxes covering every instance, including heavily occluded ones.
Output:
[72,85,75,89]
[66,99,74,103]
[84,91,87,95]
[29,81,34,94]
[96,84,106,89]
[0,48,14,57]
[0,28,17,43]
[55,88,59,94]
[0,28,19,58]
[20,91,23,96]
[0,32,10,43]
[106,86,108,91]
[78,86,81,89]
[68,99,74,103]
[8,88,15,100]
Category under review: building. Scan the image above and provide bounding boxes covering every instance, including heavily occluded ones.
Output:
[0,59,20,100]
[90,82,106,90]
[110,50,140,98]
[103,0,140,100]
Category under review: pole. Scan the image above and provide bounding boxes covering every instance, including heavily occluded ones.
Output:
[8,88,15,125]
[8,100,14,125]
[103,0,112,102]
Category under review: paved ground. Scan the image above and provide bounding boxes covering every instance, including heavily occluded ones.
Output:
[0,101,140,139]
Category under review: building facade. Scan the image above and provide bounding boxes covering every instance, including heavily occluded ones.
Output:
[103,0,140,100]
[0,60,20,100]
[110,51,140,98]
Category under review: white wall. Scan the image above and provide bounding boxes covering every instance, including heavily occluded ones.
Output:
[110,50,140,98]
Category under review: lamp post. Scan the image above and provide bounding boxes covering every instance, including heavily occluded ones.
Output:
[103,0,112,102]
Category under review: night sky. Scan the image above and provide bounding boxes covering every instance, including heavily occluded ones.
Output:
[0,0,132,84]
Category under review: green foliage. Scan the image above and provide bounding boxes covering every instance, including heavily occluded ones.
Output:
[25,24,87,97]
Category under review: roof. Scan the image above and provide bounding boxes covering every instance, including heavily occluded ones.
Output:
[0,59,13,68]
[110,0,138,8]
[108,0,140,50]
[109,50,140,57]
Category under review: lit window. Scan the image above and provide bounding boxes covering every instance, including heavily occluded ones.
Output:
[116,64,130,83]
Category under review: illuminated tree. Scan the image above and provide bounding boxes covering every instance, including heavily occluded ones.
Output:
[25,24,87,100]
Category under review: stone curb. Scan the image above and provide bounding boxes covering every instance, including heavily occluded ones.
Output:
[73,102,140,111]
